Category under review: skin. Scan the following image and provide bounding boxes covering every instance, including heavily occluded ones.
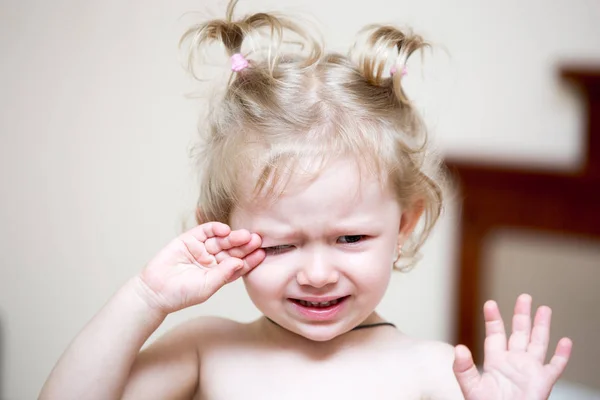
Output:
[229,157,412,343]
[39,157,572,400]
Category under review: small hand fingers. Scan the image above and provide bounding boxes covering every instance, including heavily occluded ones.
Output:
[242,248,267,271]
[219,249,266,283]
[483,300,507,357]
[546,337,573,380]
[186,222,231,242]
[508,293,532,352]
[204,229,252,255]
[213,233,262,261]
[453,345,481,398]
[527,305,552,363]
[203,257,244,295]
[179,234,215,266]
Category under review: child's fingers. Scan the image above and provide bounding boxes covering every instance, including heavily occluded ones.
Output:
[527,305,552,363]
[179,234,216,266]
[453,344,480,398]
[226,250,267,282]
[202,257,244,295]
[204,229,252,255]
[216,249,266,284]
[186,222,231,242]
[213,233,262,261]
[243,248,266,271]
[483,300,507,357]
[545,337,573,380]
[508,294,532,352]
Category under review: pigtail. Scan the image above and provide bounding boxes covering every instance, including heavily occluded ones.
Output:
[350,25,442,271]
[350,25,428,104]
[179,0,321,80]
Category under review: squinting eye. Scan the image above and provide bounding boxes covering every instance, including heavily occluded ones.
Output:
[338,235,365,244]
[263,244,294,256]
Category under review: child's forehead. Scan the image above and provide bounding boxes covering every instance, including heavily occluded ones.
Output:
[236,155,391,211]
[229,157,402,237]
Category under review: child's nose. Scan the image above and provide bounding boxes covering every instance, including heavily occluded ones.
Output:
[295,248,340,288]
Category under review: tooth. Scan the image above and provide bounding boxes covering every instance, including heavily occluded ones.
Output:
[297,299,341,307]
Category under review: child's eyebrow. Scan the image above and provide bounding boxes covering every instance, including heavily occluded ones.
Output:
[255,229,302,241]
[255,220,380,241]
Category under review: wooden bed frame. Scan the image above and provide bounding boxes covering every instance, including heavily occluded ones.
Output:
[446,67,600,363]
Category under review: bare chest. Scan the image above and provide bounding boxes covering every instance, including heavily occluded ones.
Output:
[197,349,427,400]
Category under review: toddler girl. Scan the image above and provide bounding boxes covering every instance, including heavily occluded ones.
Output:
[40,1,572,398]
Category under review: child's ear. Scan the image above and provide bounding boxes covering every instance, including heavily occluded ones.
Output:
[398,199,425,243]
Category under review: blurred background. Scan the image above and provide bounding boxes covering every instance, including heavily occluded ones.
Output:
[1,0,599,399]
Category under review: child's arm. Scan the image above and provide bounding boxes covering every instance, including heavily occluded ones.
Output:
[39,222,265,400]
[39,277,168,399]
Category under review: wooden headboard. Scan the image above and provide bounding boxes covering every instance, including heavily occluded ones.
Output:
[446,67,600,363]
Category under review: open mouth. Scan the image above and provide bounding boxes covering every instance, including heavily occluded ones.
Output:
[289,295,350,309]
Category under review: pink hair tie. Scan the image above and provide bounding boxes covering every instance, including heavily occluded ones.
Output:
[390,65,407,77]
[231,53,249,72]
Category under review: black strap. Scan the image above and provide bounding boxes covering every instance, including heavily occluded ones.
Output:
[350,322,396,331]
[265,317,396,331]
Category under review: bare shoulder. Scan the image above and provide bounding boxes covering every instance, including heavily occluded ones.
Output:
[140,315,243,349]
[186,315,257,341]
[382,331,453,356]
[165,315,246,338]
[386,334,463,399]
[411,337,455,365]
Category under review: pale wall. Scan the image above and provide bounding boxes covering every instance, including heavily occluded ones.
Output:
[1,0,599,399]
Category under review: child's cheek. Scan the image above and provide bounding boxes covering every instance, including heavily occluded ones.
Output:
[243,259,288,290]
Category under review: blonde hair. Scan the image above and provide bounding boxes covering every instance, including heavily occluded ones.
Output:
[180,0,445,270]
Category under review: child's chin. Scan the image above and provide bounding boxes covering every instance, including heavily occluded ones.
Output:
[302,333,341,342]
[294,325,346,342]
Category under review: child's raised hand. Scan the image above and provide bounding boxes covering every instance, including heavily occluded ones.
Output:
[137,222,265,315]
[452,294,572,400]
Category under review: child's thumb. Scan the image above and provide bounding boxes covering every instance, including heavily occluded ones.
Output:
[203,258,244,296]
[453,345,480,398]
